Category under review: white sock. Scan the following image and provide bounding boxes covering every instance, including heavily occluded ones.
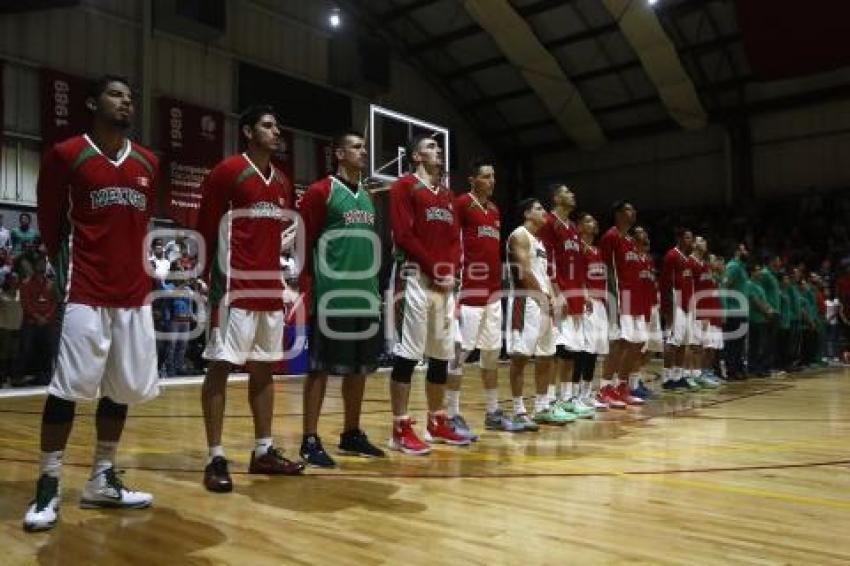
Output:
[513,396,526,415]
[673,367,682,380]
[601,378,614,388]
[39,450,63,479]
[485,388,499,413]
[629,374,640,389]
[546,384,556,403]
[580,381,591,398]
[558,382,569,400]
[662,368,672,382]
[445,389,460,418]
[534,394,548,413]
[254,437,273,459]
[92,441,118,477]
[612,376,621,387]
[208,445,225,464]
[564,382,574,399]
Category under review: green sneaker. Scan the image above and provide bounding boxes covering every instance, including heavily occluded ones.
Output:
[533,406,574,425]
[685,376,701,390]
[514,413,539,432]
[694,375,719,389]
[558,398,594,419]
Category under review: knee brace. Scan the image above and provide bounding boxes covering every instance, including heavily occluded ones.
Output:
[555,345,570,360]
[426,359,448,384]
[96,397,128,420]
[42,395,76,425]
[479,349,500,371]
[391,357,417,384]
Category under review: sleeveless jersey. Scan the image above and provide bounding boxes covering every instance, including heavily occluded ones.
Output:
[508,226,550,295]
[306,176,379,316]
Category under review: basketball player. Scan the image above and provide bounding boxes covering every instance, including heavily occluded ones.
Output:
[539,185,593,419]
[25,76,159,531]
[692,236,721,387]
[577,212,609,410]
[633,225,659,398]
[660,228,697,392]
[507,198,566,429]
[197,105,304,493]
[298,131,385,467]
[598,201,647,408]
[447,159,505,436]
[387,135,469,454]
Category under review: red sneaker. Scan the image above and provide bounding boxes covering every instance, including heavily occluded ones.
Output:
[388,418,431,455]
[425,413,472,446]
[599,385,626,409]
[616,383,645,406]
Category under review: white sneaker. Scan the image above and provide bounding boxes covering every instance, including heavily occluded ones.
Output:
[23,475,61,532]
[80,468,153,509]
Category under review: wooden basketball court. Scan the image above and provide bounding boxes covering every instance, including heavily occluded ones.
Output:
[1,365,849,564]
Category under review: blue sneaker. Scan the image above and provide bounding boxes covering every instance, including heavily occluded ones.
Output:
[662,378,690,393]
[633,381,653,399]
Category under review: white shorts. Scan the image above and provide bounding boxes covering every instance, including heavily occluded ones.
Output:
[203,306,285,365]
[391,271,455,361]
[556,314,585,352]
[665,306,701,347]
[459,301,503,352]
[702,323,723,350]
[508,296,556,357]
[48,303,159,404]
[610,314,648,344]
[643,305,664,353]
[582,298,609,355]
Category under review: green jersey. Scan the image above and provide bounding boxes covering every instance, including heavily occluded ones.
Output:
[745,279,769,324]
[759,268,781,312]
[304,176,380,316]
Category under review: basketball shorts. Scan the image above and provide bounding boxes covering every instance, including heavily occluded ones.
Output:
[49,303,159,404]
[508,296,556,357]
[391,271,455,361]
[610,313,649,344]
[459,301,503,352]
[203,305,285,365]
[665,306,701,347]
[556,313,585,352]
[308,316,381,375]
[702,322,724,350]
[582,298,609,355]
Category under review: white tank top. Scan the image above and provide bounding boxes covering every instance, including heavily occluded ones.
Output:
[508,225,550,294]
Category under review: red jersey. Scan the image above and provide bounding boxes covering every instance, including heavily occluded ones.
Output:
[37,134,158,307]
[661,247,695,313]
[636,253,657,319]
[455,192,501,306]
[692,256,720,324]
[197,153,290,311]
[20,273,58,323]
[389,173,460,281]
[599,226,642,315]
[582,241,607,298]
[539,212,585,315]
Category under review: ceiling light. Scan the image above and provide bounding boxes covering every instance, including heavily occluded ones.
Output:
[329,8,341,28]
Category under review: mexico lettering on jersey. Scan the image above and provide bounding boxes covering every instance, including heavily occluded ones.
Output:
[599,226,642,315]
[661,247,695,313]
[582,241,607,299]
[539,212,585,315]
[389,173,460,281]
[197,153,290,311]
[455,191,501,306]
[299,175,379,317]
[37,134,158,307]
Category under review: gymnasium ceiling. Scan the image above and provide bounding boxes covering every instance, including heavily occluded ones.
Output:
[342,0,850,156]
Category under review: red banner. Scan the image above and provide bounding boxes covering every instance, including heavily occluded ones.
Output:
[315,138,333,179]
[40,69,92,150]
[159,97,224,228]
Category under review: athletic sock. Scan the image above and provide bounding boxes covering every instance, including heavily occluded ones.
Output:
[534,394,549,413]
[39,450,63,479]
[559,381,571,401]
[629,374,640,389]
[485,388,499,413]
[208,445,225,465]
[445,389,460,418]
[662,368,672,382]
[546,384,556,404]
[601,378,614,388]
[91,441,118,477]
[254,437,273,459]
[512,396,527,415]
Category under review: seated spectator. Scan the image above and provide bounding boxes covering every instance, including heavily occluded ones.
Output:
[0,273,22,387]
[14,256,57,386]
